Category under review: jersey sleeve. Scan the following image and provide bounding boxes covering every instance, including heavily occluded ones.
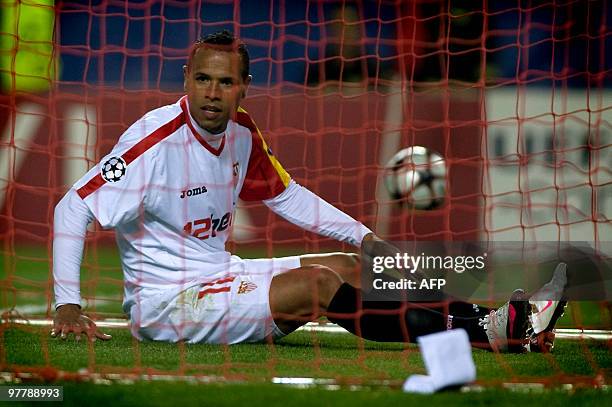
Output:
[264,180,373,246]
[72,129,158,229]
[53,188,94,307]
[236,107,291,201]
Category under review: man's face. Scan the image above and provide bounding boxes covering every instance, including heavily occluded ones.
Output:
[183,48,250,134]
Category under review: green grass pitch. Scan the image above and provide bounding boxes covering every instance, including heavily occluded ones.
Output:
[1,245,610,405]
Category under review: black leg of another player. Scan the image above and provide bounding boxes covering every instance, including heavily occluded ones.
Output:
[326,283,492,347]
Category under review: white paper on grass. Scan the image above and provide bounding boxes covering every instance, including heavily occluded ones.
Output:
[403,328,476,393]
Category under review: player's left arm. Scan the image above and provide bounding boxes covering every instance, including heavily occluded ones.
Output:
[263,180,373,246]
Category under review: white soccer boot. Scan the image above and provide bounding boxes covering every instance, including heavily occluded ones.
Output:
[524,262,569,352]
[481,289,530,353]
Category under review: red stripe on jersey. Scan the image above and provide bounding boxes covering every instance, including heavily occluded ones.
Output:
[76,174,105,200]
[76,110,185,200]
[122,112,185,165]
[197,286,231,299]
[180,97,225,156]
[236,110,289,201]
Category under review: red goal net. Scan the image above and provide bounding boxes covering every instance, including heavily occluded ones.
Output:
[0,0,610,388]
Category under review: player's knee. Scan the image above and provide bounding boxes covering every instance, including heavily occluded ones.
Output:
[271,265,342,319]
[301,252,360,269]
[325,252,360,270]
[340,252,360,267]
[344,252,360,268]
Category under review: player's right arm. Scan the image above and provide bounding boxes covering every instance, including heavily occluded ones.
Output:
[52,116,162,341]
[51,188,111,341]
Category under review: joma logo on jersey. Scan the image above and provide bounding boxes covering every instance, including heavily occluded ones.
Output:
[180,186,207,199]
[183,212,232,240]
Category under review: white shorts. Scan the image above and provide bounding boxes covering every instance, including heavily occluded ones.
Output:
[131,255,302,344]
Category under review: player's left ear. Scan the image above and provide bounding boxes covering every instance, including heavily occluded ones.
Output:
[182,65,188,91]
[241,75,252,98]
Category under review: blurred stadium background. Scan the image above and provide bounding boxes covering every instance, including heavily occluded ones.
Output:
[0,0,610,400]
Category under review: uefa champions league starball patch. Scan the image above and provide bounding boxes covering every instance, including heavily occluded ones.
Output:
[101,156,127,182]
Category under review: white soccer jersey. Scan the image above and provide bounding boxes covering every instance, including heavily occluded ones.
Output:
[72,96,291,313]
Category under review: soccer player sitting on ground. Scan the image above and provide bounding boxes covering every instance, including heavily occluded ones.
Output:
[52,30,566,353]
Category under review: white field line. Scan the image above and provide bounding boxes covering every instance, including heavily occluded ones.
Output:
[4,300,116,315]
[2,314,611,341]
[0,371,608,392]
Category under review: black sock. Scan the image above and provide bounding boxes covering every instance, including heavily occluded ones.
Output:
[326,283,492,346]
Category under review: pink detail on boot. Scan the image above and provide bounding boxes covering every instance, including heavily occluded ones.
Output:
[508,304,517,337]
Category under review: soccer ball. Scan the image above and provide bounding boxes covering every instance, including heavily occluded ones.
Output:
[383,146,446,210]
[101,156,127,182]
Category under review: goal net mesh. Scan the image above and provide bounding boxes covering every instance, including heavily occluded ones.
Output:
[0,0,610,387]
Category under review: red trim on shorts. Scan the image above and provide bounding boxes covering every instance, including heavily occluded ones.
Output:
[197,276,235,299]
[76,109,185,200]
[197,286,231,299]
[180,96,225,156]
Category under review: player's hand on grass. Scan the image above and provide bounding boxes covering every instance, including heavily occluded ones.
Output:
[51,304,112,342]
